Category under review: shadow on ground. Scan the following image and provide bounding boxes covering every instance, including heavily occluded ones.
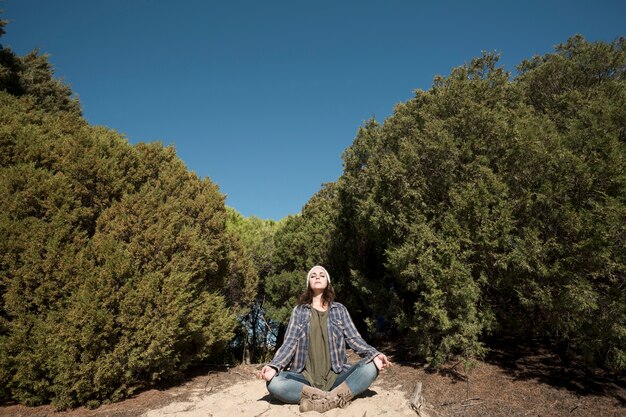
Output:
[485,338,626,406]
[257,387,378,405]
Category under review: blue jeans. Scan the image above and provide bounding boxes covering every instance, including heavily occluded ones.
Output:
[266,359,379,404]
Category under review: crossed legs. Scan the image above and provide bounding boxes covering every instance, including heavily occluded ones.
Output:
[266,359,379,404]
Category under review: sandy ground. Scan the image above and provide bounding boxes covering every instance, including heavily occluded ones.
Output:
[2,343,625,417]
[142,377,417,417]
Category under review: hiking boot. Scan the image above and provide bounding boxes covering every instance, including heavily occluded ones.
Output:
[299,382,353,412]
[300,384,328,401]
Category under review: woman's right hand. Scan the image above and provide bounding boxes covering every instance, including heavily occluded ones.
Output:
[373,353,392,371]
[256,365,277,381]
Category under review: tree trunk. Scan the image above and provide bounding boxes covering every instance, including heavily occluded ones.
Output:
[242,312,251,365]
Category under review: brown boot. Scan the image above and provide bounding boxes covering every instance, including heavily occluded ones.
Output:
[299,382,353,412]
[330,382,353,408]
[300,384,328,401]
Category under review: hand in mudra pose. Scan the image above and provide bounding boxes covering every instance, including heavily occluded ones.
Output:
[257,365,276,381]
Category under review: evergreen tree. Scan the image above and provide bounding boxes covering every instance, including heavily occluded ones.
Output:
[0,17,254,404]
[335,36,625,370]
[1,19,80,115]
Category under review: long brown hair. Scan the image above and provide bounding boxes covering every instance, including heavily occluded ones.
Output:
[298,282,336,306]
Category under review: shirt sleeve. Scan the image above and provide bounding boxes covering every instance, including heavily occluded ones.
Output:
[341,305,380,362]
[269,306,301,372]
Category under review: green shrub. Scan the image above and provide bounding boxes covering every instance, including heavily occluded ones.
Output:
[335,36,625,371]
[0,93,243,408]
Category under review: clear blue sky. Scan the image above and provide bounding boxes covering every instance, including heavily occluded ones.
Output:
[2,1,624,220]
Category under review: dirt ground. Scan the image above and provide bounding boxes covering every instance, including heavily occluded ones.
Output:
[1,342,625,417]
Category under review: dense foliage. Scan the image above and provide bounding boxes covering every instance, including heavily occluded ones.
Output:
[0,26,251,408]
[334,35,625,370]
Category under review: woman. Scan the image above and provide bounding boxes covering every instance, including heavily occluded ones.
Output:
[257,265,392,412]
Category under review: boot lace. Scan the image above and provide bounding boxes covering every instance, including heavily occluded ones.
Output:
[335,392,352,408]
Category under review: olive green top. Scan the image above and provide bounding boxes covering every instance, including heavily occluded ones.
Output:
[302,308,337,390]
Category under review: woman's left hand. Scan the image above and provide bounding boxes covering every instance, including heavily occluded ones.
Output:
[373,353,392,371]
[256,365,277,381]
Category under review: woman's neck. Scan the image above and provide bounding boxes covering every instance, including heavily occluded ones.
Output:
[311,292,327,311]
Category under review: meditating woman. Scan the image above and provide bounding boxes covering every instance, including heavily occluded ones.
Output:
[257,265,392,412]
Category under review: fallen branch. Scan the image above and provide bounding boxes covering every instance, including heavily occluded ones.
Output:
[461,401,484,407]
[408,382,439,417]
[409,382,423,411]
[204,378,213,392]
[462,397,481,403]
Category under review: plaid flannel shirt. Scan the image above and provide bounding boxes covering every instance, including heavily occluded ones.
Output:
[269,302,380,373]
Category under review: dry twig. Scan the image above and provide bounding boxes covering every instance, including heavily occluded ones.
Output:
[408,382,439,417]
[461,401,484,407]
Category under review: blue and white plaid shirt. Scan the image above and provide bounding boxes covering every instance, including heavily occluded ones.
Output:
[269,302,380,373]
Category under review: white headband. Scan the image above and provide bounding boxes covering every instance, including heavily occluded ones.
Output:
[307,266,330,285]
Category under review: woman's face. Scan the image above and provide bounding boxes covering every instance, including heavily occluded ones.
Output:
[308,267,328,292]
